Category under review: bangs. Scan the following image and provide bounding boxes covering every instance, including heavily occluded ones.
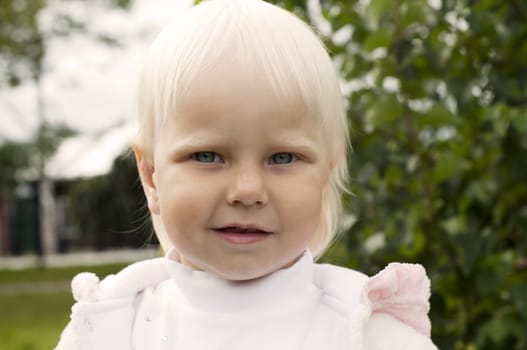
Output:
[144,0,335,126]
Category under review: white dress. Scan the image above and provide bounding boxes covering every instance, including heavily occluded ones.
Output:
[56,250,438,349]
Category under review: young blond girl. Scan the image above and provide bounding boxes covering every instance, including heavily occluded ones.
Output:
[56,0,437,348]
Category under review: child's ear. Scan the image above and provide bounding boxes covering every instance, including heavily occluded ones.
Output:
[132,145,160,215]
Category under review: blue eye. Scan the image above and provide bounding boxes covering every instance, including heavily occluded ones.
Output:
[192,152,221,163]
[270,153,296,164]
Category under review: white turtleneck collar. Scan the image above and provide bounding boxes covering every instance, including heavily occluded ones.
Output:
[164,250,318,314]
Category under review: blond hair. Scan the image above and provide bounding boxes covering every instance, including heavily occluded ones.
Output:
[135,0,350,258]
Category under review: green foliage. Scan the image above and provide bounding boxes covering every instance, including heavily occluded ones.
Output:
[0,0,134,87]
[270,0,527,348]
[65,151,153,250]
[0,141,32,198]
[0,122,75,198]
[0,0,46,85]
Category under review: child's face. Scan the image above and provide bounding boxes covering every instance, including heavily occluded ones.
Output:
[142,64,331,281]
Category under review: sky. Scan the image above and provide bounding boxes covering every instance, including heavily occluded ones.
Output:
[0,0,193,142]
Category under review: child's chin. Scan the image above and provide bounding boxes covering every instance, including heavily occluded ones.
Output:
[213,253,306,281]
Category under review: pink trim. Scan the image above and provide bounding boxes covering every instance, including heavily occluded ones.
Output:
[362,263,432,336]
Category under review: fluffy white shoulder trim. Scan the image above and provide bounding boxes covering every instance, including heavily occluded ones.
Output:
[70,257,168,302]
[364,313,438,350]
[361,263,432,336]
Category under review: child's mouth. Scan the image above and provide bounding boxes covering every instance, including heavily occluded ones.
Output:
[213,226,272,244]
[217,227,268,234]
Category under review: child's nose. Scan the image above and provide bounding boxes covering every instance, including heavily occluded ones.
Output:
[226,165,268,207]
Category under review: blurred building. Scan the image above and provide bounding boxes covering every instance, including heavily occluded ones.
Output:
[0,122,146,257]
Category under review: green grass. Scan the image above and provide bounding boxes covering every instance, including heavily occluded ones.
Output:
[0,292,72,350]
[0,263,128,284]
[0,264,127,350]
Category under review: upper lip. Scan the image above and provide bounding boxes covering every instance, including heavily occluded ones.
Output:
[213,224,272,233]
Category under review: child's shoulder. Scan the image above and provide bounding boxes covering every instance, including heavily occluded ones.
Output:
[313,261,437,350]
[55,258,170,349]
[311,262,369,315]
[70,257,169,303]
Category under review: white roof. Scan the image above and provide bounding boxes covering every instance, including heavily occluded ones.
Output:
[45,122,135,180]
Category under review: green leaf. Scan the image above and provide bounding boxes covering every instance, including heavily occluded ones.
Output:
[385,164,403,186]
[511,108,527,135]
[366,0,396,25]
[365,94,404,130]
[364,27,393,52]
[417,104,458,127]
[431,152,468,183]
[477,311,526,345]
[401,1,432,28]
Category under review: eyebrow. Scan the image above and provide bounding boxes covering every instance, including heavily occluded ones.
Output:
[166,134,226,154]
[166,132,322,156]
[268,134,321,153]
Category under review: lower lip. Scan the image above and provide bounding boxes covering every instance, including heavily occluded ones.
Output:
[214,230,271,244]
